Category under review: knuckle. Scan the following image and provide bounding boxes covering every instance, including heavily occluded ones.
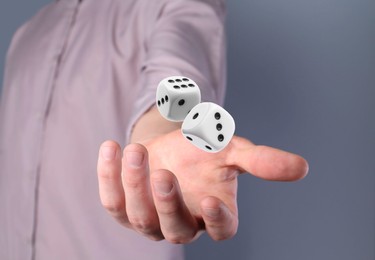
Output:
[124,173,148,189]
[155,195,181,216]
[98,166,116,180]
[124,179,143,189]
[158,204,180,216]
[213,229,236,241]
[101,201,129,226]
[129,216,158,236]
[164,232,196,244]
[211,224,238,241]
[146,233,165,242]
[101,200,124,214]
[165,236,188,244]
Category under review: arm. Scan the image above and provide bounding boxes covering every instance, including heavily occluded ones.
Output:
[97,0,308,242]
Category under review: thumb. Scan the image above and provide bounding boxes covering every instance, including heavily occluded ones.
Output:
[227,136,309,181]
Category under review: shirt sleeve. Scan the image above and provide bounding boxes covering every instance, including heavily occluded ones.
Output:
[126,0,227,142]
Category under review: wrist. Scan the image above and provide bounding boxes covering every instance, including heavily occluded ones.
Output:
[130,105,181,144]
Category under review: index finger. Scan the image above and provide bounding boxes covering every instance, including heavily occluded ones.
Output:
[97,140,129,226]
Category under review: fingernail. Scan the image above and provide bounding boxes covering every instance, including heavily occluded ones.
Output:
[101,146,116,161]
[125,151,144,168]
[154,181,173,196]
[204,207,221,218]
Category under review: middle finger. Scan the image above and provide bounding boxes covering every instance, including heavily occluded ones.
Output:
[122,144,163,240]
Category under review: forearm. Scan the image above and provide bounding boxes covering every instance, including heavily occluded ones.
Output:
[130,105,181,144]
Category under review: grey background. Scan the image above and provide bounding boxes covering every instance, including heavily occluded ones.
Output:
[1,1,374,260]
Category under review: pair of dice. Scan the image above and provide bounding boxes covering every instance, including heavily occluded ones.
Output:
[156,76,235,153]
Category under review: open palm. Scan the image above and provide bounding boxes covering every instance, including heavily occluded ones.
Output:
[97,130,308,243]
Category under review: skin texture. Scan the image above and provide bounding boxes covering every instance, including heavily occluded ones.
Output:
[97,106,309,243]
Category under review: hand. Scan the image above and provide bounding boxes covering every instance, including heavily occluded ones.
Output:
[97,130,308,243]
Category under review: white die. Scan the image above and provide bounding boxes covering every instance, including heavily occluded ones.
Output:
[156,76,201,122]
[182,102,235,153]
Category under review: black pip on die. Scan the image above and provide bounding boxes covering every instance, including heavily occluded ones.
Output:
[182,102,235,153]
[156,76,201,122]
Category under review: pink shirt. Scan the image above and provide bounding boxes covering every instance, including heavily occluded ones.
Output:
[0,0,226,259]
